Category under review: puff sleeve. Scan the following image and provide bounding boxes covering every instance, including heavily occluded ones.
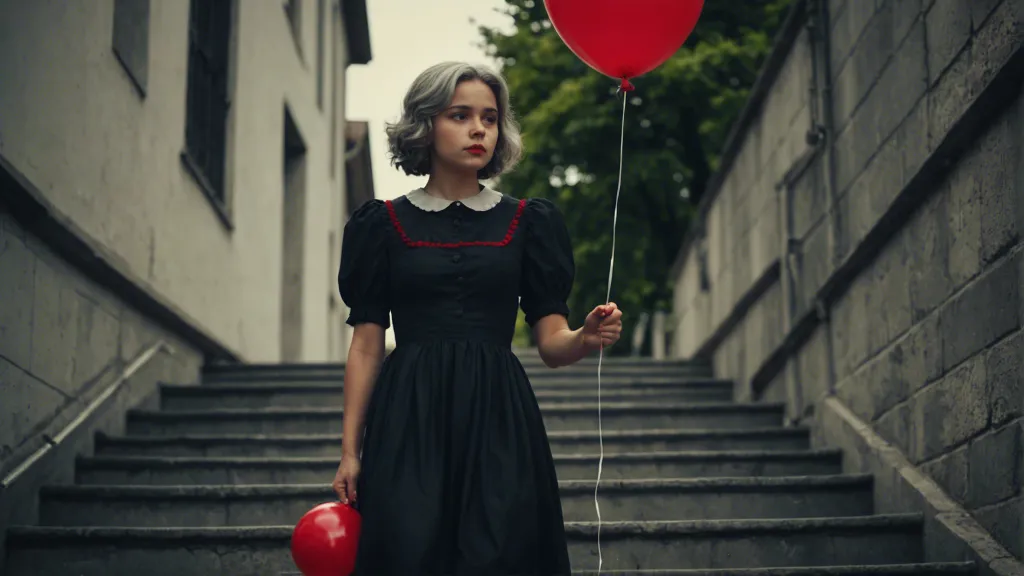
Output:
[520,198,576,327]
[338,199,391,329]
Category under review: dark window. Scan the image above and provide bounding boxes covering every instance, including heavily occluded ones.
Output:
[285,0,303,57]
[316,0,325,109]
[183,0,231,203]
[330,2,339,176]
[112,0,150,96]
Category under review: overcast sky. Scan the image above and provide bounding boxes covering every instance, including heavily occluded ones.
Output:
[346,0,515,201]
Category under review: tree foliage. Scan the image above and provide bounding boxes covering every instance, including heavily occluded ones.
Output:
[480,0,792,351]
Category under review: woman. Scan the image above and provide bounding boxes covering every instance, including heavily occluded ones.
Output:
[333,61,624,576]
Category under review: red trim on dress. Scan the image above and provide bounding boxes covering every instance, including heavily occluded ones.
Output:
[385,198,526,248]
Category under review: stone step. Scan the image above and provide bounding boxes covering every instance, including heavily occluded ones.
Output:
[202,359,707,376]
[76,450,844,485]
[123,403,784,435]
[202,365,712,383]
[516,357,703,368]
[549,427,810,453]
[199,373,719,388]
[39,475,873,527]
[96,427,812,459]
[568,514,925,570]
[558,475,873,521]
[158,381,734,410]
[280,566,976,576]
[4,514,925,573]
[191,376,732,395]
[4,526,292,575]
[522,360,716,379]
[523,369,713,381]
[204,362,346,373]
[567,565,976,575]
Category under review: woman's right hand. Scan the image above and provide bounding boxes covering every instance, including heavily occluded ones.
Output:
[332,454,361,504]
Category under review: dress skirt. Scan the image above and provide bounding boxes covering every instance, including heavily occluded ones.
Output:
[352,340,572,576]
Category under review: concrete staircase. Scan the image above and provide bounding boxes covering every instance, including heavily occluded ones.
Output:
[4,356,977,575]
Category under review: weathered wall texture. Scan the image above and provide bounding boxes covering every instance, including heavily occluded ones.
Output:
[671,20,811,394]
[0,0,352,363]
[672,0,1023,558]
[0,205,203,490]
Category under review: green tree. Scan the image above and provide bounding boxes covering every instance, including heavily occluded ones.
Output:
[481,0,792,352]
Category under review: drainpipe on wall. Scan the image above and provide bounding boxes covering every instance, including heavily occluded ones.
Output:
[811,0,840,269]
[810,0,840,398]
[776,0,839,425]
[778,174,804,425]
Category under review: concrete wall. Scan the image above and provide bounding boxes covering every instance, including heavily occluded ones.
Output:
[0,206,204,474]
[0,205,206,562]
[672,0,1023,560]
[670,19,810,392]
[0,0,353,364]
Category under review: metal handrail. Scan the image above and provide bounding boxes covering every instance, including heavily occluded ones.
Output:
[0,339,174,490]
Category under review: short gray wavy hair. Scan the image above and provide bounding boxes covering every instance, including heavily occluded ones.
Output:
[385,62,523,180]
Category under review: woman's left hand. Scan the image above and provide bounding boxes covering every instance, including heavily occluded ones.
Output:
[581,302,623,353]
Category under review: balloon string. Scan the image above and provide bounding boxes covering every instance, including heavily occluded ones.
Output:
[596,83,628,575]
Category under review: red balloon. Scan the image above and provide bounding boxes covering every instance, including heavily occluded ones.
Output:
[291,502,362,576]
[544,0,704,85]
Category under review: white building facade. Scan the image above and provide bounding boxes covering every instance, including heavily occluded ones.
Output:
[0,0,372,499]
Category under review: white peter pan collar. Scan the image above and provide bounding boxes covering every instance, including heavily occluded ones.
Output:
[406,186,503,212]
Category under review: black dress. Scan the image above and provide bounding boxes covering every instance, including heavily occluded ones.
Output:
[337,190,575,576]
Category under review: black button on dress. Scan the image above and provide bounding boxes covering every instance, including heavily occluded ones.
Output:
[338,192,575,575]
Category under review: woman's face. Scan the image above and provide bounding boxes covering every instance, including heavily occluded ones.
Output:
[431,79,499,175]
